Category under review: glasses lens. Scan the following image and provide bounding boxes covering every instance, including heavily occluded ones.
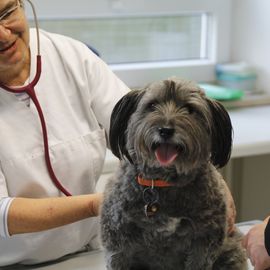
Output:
[0,1,20,22]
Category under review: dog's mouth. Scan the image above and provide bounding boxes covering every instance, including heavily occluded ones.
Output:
[153,143,180,166]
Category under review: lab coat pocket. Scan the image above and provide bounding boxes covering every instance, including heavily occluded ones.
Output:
[81,128,107,184]
[45,127,107,195]
[0,128,107,197]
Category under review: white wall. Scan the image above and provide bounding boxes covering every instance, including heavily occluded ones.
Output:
[231,0,270,94]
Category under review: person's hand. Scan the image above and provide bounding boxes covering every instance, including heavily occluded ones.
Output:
[242,217,270,270]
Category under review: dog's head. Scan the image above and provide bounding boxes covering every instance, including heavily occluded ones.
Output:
[109,78,232,174]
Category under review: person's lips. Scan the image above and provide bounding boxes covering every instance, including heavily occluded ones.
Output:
[0,40,16,53]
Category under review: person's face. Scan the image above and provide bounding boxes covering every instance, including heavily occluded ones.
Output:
[0,0,30,76]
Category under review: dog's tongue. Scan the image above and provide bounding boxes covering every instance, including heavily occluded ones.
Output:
[155,144,178,166]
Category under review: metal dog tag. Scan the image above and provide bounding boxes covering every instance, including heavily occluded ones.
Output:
[143,187,159,204]
[143,187,160,217]
[144,202,159,217]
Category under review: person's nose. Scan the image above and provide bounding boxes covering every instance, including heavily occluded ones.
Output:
[0,25,12,41]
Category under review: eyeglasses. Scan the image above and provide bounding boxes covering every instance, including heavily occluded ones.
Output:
[0,0,21,25]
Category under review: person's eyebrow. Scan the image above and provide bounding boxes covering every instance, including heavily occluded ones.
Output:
[0,1,17,16]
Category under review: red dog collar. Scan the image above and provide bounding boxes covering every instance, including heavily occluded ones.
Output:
[137,175,175,187]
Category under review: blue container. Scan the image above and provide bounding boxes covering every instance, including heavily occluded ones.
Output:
[216,62,257,93]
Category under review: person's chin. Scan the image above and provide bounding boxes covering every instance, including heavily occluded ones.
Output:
[7,50,28,68]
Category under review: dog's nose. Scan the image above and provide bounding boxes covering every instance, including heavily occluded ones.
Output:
[158,127,174,139]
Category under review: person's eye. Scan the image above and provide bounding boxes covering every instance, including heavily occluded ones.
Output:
[2,11,12,19]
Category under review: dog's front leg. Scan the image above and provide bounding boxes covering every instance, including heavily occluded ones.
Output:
[105,250,130,270]
[184,241,216,270]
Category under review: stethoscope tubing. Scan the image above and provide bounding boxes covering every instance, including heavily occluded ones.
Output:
[0,0,72,196]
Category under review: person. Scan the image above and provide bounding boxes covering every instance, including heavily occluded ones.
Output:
[0,0,129,266]
[243,217,270,270]
[0,0,237,267]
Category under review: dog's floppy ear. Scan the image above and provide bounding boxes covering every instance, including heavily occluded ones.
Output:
[206,98,233,168]
[109,89,145,162]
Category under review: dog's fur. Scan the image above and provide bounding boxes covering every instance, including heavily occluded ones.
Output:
[100,78,247,270]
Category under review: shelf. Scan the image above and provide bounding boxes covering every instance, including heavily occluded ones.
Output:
[221,93,270,109]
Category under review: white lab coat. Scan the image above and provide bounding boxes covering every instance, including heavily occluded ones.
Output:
[0,29,129,266]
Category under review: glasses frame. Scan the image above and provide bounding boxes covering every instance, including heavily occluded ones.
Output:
[0,0,21,23]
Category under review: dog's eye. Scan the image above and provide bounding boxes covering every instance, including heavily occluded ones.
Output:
[145,102,157,111]
[185,104,194,114]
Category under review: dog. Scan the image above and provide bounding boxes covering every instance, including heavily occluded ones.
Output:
[100,78,247,270]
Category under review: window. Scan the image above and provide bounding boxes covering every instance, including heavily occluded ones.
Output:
[34,14,207,64]
[26,0,232,87]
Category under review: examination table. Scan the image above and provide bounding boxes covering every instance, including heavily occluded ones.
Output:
[0,221,257,270]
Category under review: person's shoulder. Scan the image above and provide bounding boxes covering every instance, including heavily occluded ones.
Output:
[36,28,86,48]
[30,28,99,61]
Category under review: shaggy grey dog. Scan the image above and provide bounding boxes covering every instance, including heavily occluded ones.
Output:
[101,78,247,270]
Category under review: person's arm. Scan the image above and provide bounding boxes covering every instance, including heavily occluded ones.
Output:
[242,216,270,270]
[7,193,103,236]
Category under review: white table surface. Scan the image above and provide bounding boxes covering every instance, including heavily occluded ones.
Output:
[2,222,257,270]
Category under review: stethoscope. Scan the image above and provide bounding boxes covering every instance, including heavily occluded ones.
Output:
[0,0,72,196]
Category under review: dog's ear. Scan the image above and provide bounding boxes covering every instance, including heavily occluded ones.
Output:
[109,89,145,162]
[206,98,233,168]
